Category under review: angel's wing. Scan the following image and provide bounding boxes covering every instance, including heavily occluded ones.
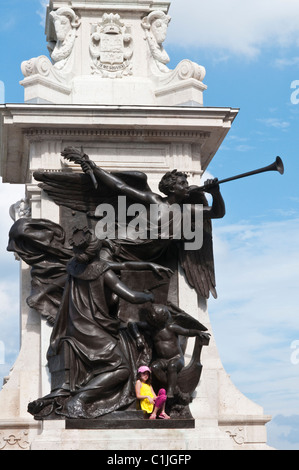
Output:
[179,189,217,300]
[34,171,112,214]
[33,169,151,216]
[166,301,208,331]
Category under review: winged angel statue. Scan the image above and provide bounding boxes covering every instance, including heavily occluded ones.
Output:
[8,147,225,420]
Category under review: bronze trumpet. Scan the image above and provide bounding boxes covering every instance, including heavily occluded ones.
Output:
[196,156,284,192]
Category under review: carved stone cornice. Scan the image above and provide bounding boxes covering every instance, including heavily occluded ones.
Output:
[49,0,170,14]
[0,104,238,183]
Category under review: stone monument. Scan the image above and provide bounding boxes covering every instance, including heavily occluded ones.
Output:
[0,0,272,450]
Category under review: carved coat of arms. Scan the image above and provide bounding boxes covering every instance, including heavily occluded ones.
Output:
[90,13,133,78]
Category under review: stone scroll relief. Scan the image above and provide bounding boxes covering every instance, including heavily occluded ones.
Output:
[141,10,206,85]
[90,13,133,78]
[21,7,81,83]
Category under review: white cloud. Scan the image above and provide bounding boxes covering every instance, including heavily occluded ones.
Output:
[257,118,290,130]
[274,57,299,68]
[269,415,299,450]
[216,134,256,153]
[167,0,299,58]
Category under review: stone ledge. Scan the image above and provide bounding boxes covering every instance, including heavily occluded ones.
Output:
[218,414,272,426]
[0,419,40,429]
[66,418,195,429]
[66,412,195,429]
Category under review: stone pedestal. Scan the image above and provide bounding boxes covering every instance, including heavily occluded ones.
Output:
[0,0,272,451]
[20,0,206,106]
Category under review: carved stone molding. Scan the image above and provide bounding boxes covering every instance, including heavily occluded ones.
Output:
[23,128,211,143]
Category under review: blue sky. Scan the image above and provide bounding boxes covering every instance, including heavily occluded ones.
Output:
[1,0,299,450]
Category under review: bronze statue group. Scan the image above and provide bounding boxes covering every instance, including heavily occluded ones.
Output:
[8,148,224,421]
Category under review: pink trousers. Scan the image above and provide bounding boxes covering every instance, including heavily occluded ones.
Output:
[154,389,167,409]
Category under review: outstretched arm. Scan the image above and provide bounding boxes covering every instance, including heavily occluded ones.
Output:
[104,270,154,304]
[82,159,159,205]
[107,261,173,278]
[169,323,210,340]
